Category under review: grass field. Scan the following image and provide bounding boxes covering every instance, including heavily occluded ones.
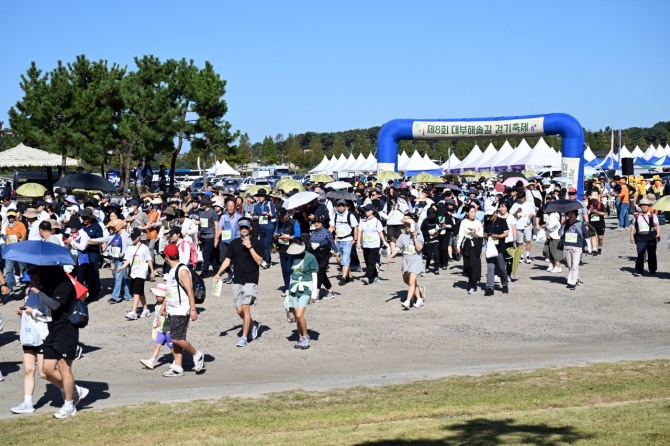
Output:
[1,360,669,445]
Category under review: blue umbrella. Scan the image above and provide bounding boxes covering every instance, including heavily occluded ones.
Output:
[2,240,76,266]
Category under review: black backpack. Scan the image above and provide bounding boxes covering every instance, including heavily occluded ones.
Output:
[175,263,207,305]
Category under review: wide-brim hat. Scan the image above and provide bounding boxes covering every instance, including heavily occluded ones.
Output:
[254,188,267,197]
[238,218,252,229]
[286,240,306,255]
[150,283,167,297]
[152,197,163,205]
[24,208,38,219]
[80,208,96,220]
[200,195,212,205]
[401,216,415,225]
[638,198,652,205]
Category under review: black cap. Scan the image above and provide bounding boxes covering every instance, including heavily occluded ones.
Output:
[130,228,142,239]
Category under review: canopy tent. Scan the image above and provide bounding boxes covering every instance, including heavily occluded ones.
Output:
[595,149,620,169]
[630,145,645,158]
[328,154,349,174]
[658,143,670,158]
[363,153,377,171]
[583,145,597,162]
[494,138,532,172]
[397,151,410,170]
[309,155,331,173]
[214,159,240,176]
[440,152,460,171]
[475,140,513,172]
[447,144,482,173]
[585,157,603,167]
[403,150,442,176]
[653,155,670,167]
[511,137,561,171]
[206,160,219,175]
[643,144,658,160]
[0,142,79,168]
[351,153,368,171]
[468,143,497,171]
[618,145,633,159]
[339,154,358,172]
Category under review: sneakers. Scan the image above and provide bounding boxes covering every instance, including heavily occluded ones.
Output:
[547,264,555,271]
[261,261,269,269]
[74,385,89,406]
[401,299,411,310]
[324,291,336,300]
[193,352,205,372]
[140,358,155,370]
[361,277,369,285]
[280,291,287,297]
[75,345,83,360]
[485,288,494,296]
[501,285,509,294]
[163,367,184,377]
[125,311,138,320]
[225,276,234,284]
[414,297,424,308]
[108,297,122,304]
[54,405,77,419]
[467,288,476,295]
[294,336,310,349]
[140,308,151,318]
[494,275,501,284]
[251,321,260,340]
[236,337,248,347]
[11,401,35,414]
[552,267,562,273]
[523,257,532,264]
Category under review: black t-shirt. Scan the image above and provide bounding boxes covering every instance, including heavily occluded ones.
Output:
[226,237,264,284]
[484,216,509,250]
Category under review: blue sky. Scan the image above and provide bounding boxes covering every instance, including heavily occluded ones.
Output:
[1,1,668,144]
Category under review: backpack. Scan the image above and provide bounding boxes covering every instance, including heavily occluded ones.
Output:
[175,263,206,305]
[180,239,198,266]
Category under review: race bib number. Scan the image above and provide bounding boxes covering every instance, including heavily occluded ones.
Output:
[110,247,121,258]
[363,232,377,243]
[7,235,17,244]
[638,221,650,233]
[200,219,209,228]
[221,230,232,241]
[565,233,578,244]
[590,215,600,222]
[403,244,416,256]
[336,227,350,238]
[259,216,268,225]
[132,257,143,268]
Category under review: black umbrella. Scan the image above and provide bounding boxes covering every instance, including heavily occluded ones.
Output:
[543,199,584,214]
[326,191,358,202]
[498,171,527,180]
[54,173,117,193]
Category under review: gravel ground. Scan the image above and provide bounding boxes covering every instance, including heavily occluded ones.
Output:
[0,214,669,417]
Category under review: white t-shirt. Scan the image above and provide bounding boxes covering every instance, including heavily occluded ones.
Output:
[334,211,357,241]
[358,217,383,248]
[126,243,152,279]
[510,201,536,229]
[165,264,191,316]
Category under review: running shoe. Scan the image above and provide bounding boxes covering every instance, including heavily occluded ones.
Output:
[125,311,138,320]
[467,288,476,295]
[324,291,336,300]
[294,336,311,349]
[162,368,184,377]
[53,405,77,419]
[552,267,562,273]
[225,276,233,284]
[401,299,411,310]
[10,401,35,414]
[414,297,424,308]
[236,337,248,347]
[140,308,151,318]
[74,385,89,407]
[140,358,155,370]
[251,321,260,340]
[361,277,369,285]
[193,352,205,372]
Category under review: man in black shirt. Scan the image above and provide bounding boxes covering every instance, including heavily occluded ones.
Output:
[214,218,263,348]
[483,205,510,296]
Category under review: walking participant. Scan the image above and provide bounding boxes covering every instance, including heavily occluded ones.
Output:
[198,195,221,278]
[285,240,319,349]
[218,198,242,284]
[510,191,536,263]
[140,284,174,370]
[252,189,276,268]
[213,218,263,348]
[617,178,631,230]
[386,217,426,310]
[274,208,301,295]
[118,228,155,320]
[630,197,660,276]
[30,265,88,419]
[457,206,484,294]
[357,203,387,285]
[333,199,358,285]
[160,244,205,376]
[498,202,520,279]
[483,206,510,296]
[587,195,606,255]
[540,197,564,273]
[420,207,441,275]
[308,215,339,301]
[560,210,589,290]
[106,220,132,304]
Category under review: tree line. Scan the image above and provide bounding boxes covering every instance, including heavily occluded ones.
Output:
[2,54,669,179]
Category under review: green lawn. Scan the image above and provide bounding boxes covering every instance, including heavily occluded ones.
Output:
[1,360,669,445]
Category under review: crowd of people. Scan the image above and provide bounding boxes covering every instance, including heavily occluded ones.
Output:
[0,170,666,417]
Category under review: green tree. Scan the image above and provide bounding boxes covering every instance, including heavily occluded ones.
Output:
[260,136,278,164]
[284,135,304,171]
[307,136,324,168]
[332,134,347,157]
[353,134,371,157]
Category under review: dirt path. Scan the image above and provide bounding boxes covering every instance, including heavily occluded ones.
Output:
[1,215,668,417]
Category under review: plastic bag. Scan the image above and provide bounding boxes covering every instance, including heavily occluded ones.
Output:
[536,229,547,244]
[20,312,42,347]
[485,239,498,259]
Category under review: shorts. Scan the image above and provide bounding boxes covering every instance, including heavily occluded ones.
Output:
[449,234,459,245]
[155,331,173,348]
[287,292,311,310]
[516,227,533,243]
[169,315,190,341]
[232,283,258,307]
[23,345,44,355]
[593,224,605,236]
[386,225,403,242]
[129,277,146,296]
[336,240,353,266]
[43,325,78,360]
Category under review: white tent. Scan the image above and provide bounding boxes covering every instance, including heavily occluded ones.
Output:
[449,144,482,173]
[349,153,368,172]
[397,151,410,170]
[328,154,349,174]
[511,137,561,170]
[0,142,79,168]
[309,155,330,173]
[363,153,377,171]
[403,150,442,175]
[643,144,657,160]
[440,152,460,170]
[215,159,240,176]
[659,143,670,158]
[618,145,633,159]
[493,138,532,171]
[583,145,596,162]
[339,154,358,172]
[478,140,514,171]
[468,143,497,171]
[206,160,220,175]
[630,145,645,158]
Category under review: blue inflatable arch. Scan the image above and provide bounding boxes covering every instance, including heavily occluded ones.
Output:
[377,113,585,197]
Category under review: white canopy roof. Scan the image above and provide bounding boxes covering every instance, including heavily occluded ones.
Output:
[215,159,240,176]
[397,151,410,170]
[309,155,330,173]
[511,137,561,170]
[0,142,79,168]
[643,144,657,160]
[339,154,358,171]
[583,145,596,162]
[477,141,513,171]
[630,145,645,158]
[494,138,533,170]
[403,150,442,172]
[349,153,368,172]
[363,153,377,171]
[440,152,461,170]
[328,154,349,173]
[206,160,220,175]
[451,144,482,172]
[618,145,633,159]
[466,143,497,171]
